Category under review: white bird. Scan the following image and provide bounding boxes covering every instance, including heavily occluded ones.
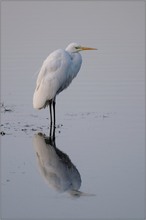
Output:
[33,43,97,126]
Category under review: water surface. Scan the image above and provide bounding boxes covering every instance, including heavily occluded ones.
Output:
[1,1,145,220]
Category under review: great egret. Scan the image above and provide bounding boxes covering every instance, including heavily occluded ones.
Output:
[33,42,97,126]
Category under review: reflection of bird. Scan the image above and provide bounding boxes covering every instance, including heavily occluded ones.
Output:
[33,132,95,197]
[33,132,82,196]
[33,43,97,126]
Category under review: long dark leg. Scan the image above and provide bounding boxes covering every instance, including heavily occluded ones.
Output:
[52,125,56,141]
[53,99,56,128]
[49,99,56,138]
[49,101,53,126]
[49,101,53,137]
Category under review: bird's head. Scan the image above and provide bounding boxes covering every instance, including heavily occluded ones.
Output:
[66,43,97,53]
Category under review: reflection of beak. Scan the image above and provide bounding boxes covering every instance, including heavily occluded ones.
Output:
[69,190,96,197]
[80,46,97,51]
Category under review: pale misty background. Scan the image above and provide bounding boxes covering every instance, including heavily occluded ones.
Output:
[1,1,145,220]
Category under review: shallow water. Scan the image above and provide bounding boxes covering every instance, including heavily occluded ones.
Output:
[1,79,145,219]
[1,1,145,220]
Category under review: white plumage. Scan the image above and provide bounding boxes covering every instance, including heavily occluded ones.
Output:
[33,43,82,109]
[33,42,97,126]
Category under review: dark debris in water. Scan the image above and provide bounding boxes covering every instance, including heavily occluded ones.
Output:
[0,121,64,137]
[1,108,116,137]
[65,112,115,120]
[0,131,6,136]
[0,102,13,113]
[56,124,63,128]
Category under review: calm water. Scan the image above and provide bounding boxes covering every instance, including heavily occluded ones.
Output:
[1,79,145,219]
[1,1,145,220]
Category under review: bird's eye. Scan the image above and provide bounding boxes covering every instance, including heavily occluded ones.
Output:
[75,46,80,49]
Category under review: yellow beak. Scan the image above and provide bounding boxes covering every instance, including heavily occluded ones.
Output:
[80,46,97,51]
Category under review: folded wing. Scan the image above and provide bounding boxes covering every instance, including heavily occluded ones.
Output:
[33,49,71,109]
